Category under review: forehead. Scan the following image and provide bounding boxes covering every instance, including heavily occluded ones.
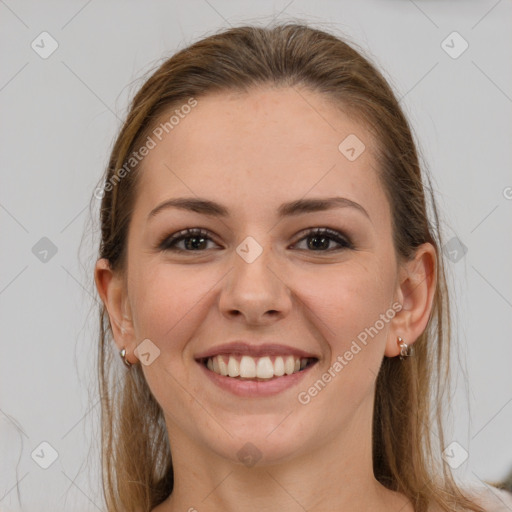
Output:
[134,86,387,221]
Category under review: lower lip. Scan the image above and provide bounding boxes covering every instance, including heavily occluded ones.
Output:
[197,360,317,397]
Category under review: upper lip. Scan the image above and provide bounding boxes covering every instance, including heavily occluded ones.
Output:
[194,341,319,360]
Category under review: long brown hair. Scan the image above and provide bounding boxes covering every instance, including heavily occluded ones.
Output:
[93,22,484,512]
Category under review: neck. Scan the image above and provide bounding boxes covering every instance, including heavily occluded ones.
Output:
[152,404,413,512]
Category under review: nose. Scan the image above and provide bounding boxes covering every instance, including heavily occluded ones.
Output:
[218,241,292,325]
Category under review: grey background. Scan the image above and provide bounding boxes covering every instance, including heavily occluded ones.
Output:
[1,1,511,510]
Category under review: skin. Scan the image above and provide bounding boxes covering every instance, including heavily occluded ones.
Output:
[95,86,436,512]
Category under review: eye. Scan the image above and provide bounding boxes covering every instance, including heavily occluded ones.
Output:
[293,228,353,252]
[158,228,220,252]
[158,227,353,253]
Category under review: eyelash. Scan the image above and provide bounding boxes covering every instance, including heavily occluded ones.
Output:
[157,227,353,253]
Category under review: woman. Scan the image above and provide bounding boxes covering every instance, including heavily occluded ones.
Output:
[93,22,506,511]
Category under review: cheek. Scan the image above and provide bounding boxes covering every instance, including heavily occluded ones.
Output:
[297,257,396,361]
[293,259,396,423]
[129,261,221,357]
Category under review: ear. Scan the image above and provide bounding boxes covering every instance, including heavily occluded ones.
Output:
[384,243,437,357]
[94,258,136,363]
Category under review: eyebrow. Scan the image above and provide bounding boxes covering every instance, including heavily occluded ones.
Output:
[148,196,370,221]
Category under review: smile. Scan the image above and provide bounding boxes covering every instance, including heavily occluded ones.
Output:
[196,355,318,397]
[201,354,317,380]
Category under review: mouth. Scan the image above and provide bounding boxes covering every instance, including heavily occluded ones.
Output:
[194,342,320,397]
[198,354,318,381]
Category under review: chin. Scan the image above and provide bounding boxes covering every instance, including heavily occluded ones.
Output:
[200,415,316,467]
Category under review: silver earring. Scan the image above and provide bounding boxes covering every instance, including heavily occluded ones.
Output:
[120,348,132,368]
[398,337,413,360]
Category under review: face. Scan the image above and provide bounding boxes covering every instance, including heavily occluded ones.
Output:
[112,87,404,465]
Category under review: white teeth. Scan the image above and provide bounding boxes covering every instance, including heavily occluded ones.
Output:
[284,355,295,375]
[240,355,256,378]
[217,356,228,376]
[205,354,313,379]
[274,356,285,376]
[227,356,240,377]
[256,356,274,379]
